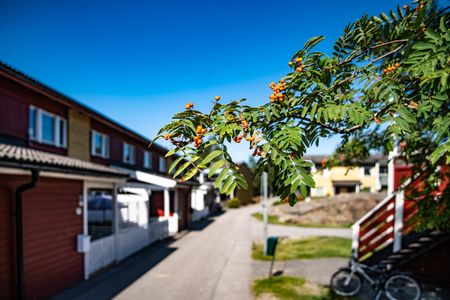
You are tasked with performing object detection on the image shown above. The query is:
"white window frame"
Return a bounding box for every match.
[361,166,372,177]
[123,142,136,164]
[143,151,153,169]
[29,105,67,148]
[91,130,110,158]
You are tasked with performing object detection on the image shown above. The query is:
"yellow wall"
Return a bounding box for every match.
[311,165,377,197]
[68,109,91,161]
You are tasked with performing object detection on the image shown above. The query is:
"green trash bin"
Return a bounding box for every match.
[266,237,278,256]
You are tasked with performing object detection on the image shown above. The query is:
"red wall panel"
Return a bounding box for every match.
[0,91,28,140]
[22,177,83,300]
[0,180,14,300]
[0,174,84,300]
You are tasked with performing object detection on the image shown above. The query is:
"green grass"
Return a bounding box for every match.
[252,236,352,261]
[251,212,352,228]
[253,276,348,300]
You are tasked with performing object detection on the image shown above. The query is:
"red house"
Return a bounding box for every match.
[0,61,216,299]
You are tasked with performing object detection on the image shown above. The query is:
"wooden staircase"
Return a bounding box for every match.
[351,166,448,267]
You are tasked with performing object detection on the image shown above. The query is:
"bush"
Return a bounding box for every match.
[227,198,241,208]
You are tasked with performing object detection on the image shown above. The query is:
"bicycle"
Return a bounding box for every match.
[330,254,421,300]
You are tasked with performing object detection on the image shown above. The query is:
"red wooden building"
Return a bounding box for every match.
[0,61,216,299]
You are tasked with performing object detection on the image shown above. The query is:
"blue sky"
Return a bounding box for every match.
[0,0,406,162]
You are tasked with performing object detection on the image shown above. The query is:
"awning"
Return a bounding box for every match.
[112,166,177,188]
[332,180,361,187]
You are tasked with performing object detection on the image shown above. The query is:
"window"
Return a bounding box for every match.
[123,142,136,164]
[117,188,149,230]
[159,156,167,173]
[143,151,153,169]
[91,130,110,158]
[29,107,37,139]
[87,188,113,241]
[29,106,67,147]
[363,166,371,176]
[380,166,388,174]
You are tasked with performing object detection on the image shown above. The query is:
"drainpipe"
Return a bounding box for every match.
[15,169,40,300]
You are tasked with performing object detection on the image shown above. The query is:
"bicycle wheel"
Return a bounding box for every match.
[330,268,362,296]
[384,273,421,300]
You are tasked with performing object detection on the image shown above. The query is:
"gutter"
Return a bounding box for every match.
[14,169,40,300]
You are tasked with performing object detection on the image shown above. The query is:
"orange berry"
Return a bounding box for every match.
[201,128,207,134]
[215,96,220,101]
[295,57,302,63]
[395,63,400,67]
[288,61,293,66]
[375,117,382,124]
[280,79,284,83]
[296,67,302,72]
[197,138,203,144]
[270,99,275,103]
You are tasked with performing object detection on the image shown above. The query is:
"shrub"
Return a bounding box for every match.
[227,198,241,208]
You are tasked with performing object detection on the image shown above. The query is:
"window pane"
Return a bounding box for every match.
[123,143,129,162]
[29,108,37,139]
[159,157,166,172]
[42,114,55,143]
[94,133,103,155]
[88,189,113,241]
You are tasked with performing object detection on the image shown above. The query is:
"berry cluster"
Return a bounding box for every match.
[269,80,285,103]
[185,102,194,109]
[382,63,400,75]
[193,125,207,147]
[289,57,306,73]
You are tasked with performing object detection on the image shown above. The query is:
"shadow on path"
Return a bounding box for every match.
[53,217,217,300]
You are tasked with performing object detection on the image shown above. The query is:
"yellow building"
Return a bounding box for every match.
[304,154,388,197]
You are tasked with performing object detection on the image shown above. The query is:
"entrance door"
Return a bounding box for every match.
[86,188,115,276]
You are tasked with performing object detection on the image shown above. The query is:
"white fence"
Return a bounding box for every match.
[86,220,169,277]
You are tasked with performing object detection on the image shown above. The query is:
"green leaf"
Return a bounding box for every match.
[168,156,184,174]
[221,176,234,194]
[424,29,440,41]
[208,160,225,178]
[165,148,178,158]
[214,169,229,188]
[181,167,198,181]
[173,160,192,178]
[413,42,434,50]
[398,107,416,123]
[303,36,325,51]
[202,150,223,165]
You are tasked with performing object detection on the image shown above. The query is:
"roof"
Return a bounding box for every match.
[0,61,167,154]
[0,143,128,177]
[303,153,388,166]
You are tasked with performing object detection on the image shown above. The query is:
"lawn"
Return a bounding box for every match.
[253,276,343,300]
[251,212,352,228]
[252,236,352,261]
